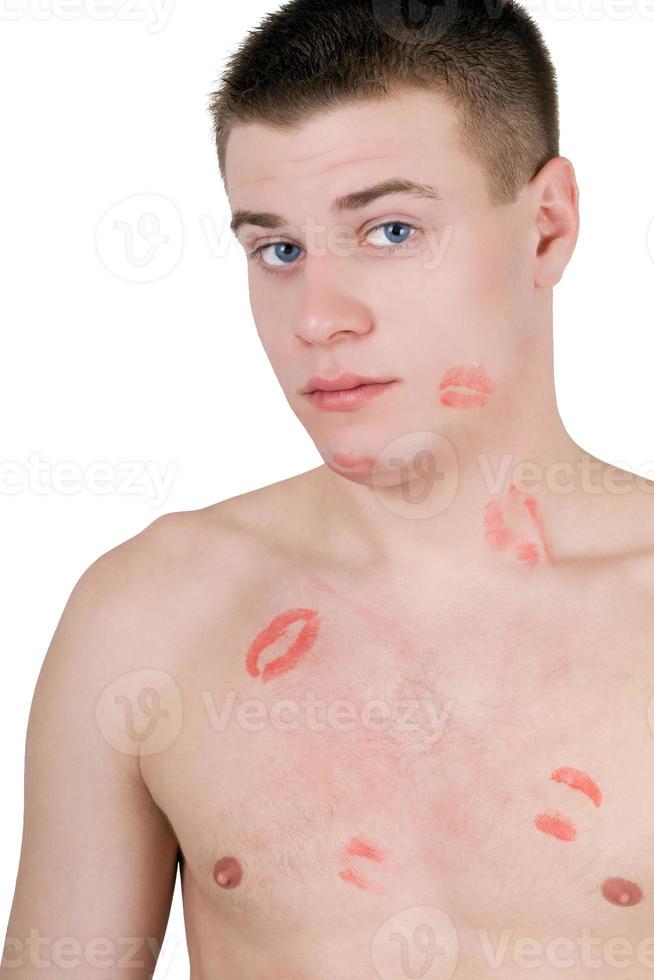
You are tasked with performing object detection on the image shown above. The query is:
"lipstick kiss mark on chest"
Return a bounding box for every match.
[338,836,391,894]
[245,607,320,682]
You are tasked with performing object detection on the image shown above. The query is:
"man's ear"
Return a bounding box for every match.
[530,156,580,288]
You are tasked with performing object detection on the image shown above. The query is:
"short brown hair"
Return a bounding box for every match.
[208,0,560,206]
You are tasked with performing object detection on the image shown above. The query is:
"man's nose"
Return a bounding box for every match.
[293,267,373,345]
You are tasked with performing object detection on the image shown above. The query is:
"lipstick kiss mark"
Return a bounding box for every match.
[338,836,389,893]
[551,767,602,808]
[534,767,602,841]
[534,809,577,841]
[483,483,554,566]
[438,364,495,408]
[519,490,555,564]
[245,608,320,682]
[332,453,377,470]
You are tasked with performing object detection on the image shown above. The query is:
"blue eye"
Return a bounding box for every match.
[248,220,419,276]
[367,221,414,247]
[256,242,302,267]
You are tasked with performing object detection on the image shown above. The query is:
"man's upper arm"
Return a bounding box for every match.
[1,536,180,978]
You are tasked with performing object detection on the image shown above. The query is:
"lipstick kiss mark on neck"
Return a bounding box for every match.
[483,483,554,566]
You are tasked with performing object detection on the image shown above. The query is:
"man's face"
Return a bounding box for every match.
[225,87,539,484]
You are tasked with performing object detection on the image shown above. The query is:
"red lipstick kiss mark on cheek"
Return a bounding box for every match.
[601,877,643,907]
[534,810,577,841]
[245,608,320,682]
[438,364,495,408]
[551,767,602,807]
[212,856,243,889]
[338,837,390,893]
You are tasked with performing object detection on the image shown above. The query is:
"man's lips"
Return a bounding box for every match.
[438,364,495,408]
[302,372,395,394]
[305,381,397,412]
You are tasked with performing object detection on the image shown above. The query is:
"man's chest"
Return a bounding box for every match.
[140,569,654,963]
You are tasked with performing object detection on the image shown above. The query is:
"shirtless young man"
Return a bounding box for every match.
[4,0,654,977]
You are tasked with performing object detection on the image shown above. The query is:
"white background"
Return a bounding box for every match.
[1,1,653,976]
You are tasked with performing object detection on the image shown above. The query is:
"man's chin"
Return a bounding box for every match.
[319,429,457,490]
[324,456,378,486]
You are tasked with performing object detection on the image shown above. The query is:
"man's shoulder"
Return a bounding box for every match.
[36,494,279,715]
[81,497,260,611]
[142,467,320,566]
[76,467,322,630]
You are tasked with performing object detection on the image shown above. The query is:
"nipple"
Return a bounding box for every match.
[601,877,642,907]
[212,856,243,889]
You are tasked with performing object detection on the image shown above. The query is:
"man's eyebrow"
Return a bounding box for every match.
[229,177,442,236]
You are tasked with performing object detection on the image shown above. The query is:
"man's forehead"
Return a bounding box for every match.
[225,89,461,198]
[230,148,422,195]
[225,142,463,226]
